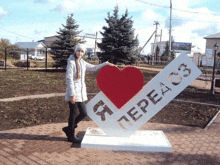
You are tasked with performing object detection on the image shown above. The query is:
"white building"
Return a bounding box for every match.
[203,32,220,66]
[150,41,167,56]
[42,35,102,54]
[16,42,46,57]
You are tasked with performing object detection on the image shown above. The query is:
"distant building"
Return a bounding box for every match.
[204,32,220,66]
[40,35,102,54]
[150,41,167,56]
[188,45,202,66]
[15,42,46,57]
[43,36,59,48]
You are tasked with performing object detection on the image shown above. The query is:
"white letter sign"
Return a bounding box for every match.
[86,53,202,137]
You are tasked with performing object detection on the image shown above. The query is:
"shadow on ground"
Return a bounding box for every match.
[0,131,86,150]
[114,151,220,165]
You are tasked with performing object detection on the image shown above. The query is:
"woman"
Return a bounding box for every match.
[63,43,114,143]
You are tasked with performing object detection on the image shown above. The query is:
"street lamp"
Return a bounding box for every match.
[210,42,218,94]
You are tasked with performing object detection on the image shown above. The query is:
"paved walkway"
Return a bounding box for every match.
[0,117,220,164]
[0,68,220,164]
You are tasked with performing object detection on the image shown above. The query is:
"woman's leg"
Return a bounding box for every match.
[68,102,79,133]
[66,102,82,143]
[75,102,87,126]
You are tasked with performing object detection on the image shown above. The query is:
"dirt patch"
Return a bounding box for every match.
[0,94,219,131]
[0,69,219,131]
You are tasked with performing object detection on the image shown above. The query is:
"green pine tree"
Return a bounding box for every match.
[161,42,169,62]
[97,6,139,64]
[50,14,82,69]
[155,45,160,62]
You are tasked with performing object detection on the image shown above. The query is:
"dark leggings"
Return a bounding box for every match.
[68,102,87,132]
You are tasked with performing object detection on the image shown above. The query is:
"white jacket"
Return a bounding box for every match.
[65,55,108,102]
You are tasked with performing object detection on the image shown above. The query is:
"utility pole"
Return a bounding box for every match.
[152,21,159,65]
[94,31,99,63]
[168,0,172,61]
[158,29,162,63]
[5,47,7,71]
[94,32,98,56]
[45,47,48,70]
[27,48,29,71]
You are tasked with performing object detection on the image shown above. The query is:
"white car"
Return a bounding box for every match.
[33,55,45,61]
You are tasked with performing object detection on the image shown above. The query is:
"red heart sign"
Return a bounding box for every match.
[97,66,144,109]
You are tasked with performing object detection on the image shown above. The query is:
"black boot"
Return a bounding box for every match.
[62,126,81,143]
[62,125,77,138]
[62,126,70,139]
[69,130,82,143]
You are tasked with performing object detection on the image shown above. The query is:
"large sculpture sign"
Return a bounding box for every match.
[85,53,202,137]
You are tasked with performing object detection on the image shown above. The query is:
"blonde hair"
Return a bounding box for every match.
[74,53,81,79]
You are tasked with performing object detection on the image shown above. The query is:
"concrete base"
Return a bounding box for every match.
[81,127,172,152]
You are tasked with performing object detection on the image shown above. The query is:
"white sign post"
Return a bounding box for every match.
[82,53,202,152]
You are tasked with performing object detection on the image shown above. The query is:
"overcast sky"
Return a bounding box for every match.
[0,0,220,53]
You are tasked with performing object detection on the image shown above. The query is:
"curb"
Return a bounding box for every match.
[172,99,220,108]
[0,93,65,102]
[2,93,220,108]
[0,93,98,102]
[204,110,220,130]
[1,92,220,108]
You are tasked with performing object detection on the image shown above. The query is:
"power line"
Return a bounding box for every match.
[135,0,220,16]
[135,0,169,9]
[0,28,34,40]
[171,19,220,23]
[172,8,219,16]
[136,21,166,30]
[136,19,219,31]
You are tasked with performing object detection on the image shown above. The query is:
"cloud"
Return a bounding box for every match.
[49,0,157,14]
[0,7,8,23]
[34,29,45,35]
[34,0,57,3]
[156,4,220,53]
[170,7,220,36]
[141,9,164,21]
[50,0,78,13]
[192,23,220,37]
[6,21,61,43]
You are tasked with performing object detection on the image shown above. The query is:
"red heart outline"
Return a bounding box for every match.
[97,66,144,109]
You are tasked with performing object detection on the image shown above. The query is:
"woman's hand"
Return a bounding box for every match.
[107,62,116,67]
[70,96,77,104]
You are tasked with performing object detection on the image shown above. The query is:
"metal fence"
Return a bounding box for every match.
[0,47,53,71]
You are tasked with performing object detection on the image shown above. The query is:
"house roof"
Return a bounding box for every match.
[204,32,220,39]
[15,42,46,49]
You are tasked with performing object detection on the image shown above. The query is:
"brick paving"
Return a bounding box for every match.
[0,116,220,165]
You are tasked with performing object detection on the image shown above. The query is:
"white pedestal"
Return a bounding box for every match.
[81,127,172,152]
